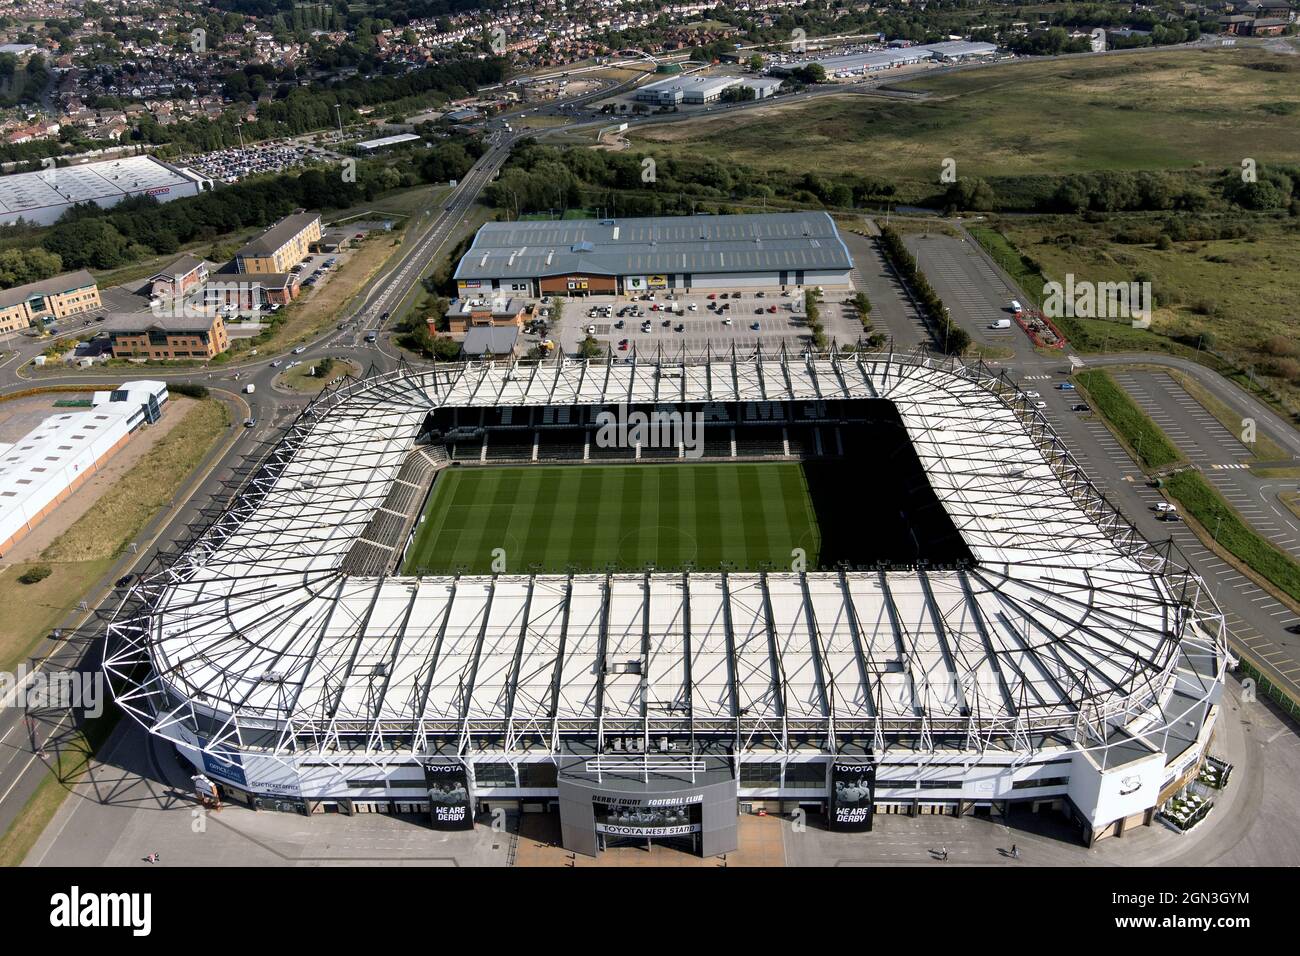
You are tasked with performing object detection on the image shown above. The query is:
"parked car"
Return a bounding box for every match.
[1057,382,1076,390]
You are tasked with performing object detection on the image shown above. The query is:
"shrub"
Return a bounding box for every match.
[18,564,52,585]
[170,382,209,399]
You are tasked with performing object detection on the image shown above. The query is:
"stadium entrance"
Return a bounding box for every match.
[557,755,738,858]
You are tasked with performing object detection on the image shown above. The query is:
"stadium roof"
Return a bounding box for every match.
[0,156,198,222]
[453,212,853,281]
[105,352,1225,765]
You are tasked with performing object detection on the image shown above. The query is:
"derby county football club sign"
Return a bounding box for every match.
[829,759,875,832]
[422,759,474,830]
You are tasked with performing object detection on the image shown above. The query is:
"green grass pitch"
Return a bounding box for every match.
[402,462,823,575]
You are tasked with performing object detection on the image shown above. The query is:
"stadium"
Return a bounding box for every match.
[104,349,1226,857]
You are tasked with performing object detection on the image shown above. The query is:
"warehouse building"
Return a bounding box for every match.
[454,211,854,297]
[0,381,166,555]
[634,74,782,106]
[0,155,212,227]
[769,42,997,79]
[356,133,423,152]
[923,40,999,61]
[0,270,101,334]
[235,211,321,275]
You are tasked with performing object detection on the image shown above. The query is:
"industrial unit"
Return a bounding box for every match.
[0,381,167,555]
[634,75,781,106]
[454,211,854,297]
[0,155,212,227]
[104,353,1224,857]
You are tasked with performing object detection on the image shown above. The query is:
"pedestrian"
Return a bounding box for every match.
[1011,843,1020,859]
[145,852,160,864]
[940,845,948,862]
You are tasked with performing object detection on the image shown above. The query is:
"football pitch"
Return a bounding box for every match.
[402,462,822,575]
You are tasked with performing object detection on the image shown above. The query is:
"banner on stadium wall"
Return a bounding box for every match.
[423,759,474,830]
[828,759,875,832]
[647,274,668,289]
[241,754,303,798]
[200,742,247,788]
[592,793,702,837]
[625,276,647,291]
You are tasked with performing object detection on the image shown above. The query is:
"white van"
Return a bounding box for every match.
[244,383,256,394]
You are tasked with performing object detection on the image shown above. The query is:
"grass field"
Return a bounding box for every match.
[988,214,1300,409]
[403,463,823,574]
[631,49,1300,199]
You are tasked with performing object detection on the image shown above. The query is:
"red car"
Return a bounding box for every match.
[707,293,717,300]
